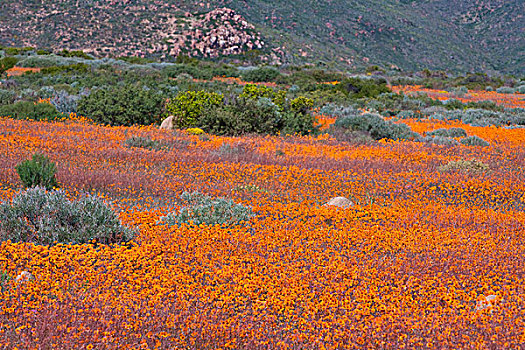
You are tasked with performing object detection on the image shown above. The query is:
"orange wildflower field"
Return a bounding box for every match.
[1,115,525,349]
[392,85,525,109]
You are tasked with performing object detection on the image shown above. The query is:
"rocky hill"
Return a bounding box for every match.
[0,0,523,74]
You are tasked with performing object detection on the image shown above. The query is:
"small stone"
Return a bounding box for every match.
[324,197,354,209]
[475,294,500,312]
[15,271,34,283]
[160,115,175,130]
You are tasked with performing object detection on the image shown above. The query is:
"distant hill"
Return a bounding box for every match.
[0,0,523,74]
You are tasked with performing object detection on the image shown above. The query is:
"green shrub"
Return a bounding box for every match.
[516,85,525,94]
[0,89,16,106]
[425,136,460,146]
[124,136,169,151]
[199,97,281,136]
[16,153,59,189]
[57,49,93,60]
[0,101,63,121]
[242,67,281,82]
[77,84,165,126]
[460,135,490,147]
[0,270,11,293]
[158,191,255,227]
[165,90,224,129]
[0,187,134,245]
[0,57,18,75]
[335,77,391,99]
[332,112,420,141]
[427,127,467,138]
[496,87,516,94]
[239,84,286,108]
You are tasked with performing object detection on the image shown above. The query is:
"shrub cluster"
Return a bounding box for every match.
[0,101,63,121]
[330,111,420,142]
[158,191,255,227]
[165,85,318,136]
[77,84,165,126]
[427,127,467,138]
[0,187,134,245]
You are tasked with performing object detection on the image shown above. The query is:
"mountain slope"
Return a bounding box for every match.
[0,0,523,74]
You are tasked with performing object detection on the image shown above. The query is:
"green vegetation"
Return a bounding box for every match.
[16,153,59,190]
[158,191,255,227]
[77,84,165,126]
[0,186,134,245]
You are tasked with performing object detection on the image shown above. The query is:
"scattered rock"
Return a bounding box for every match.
[160,115,175,130]
[324,197,354,209]
[15,271,34,283]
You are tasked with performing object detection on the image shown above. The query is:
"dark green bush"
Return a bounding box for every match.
[0,101,63,121]
[15,153,59,190]
[0,187,134,245]
[77,84,165,126]
[242,67,281,82]
[336,77,391,99]
[0,57,19,75]
[199,97,282,136]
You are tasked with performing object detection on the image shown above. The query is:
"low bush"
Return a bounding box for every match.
[0,56,18,75]
[496,87,516,94]
[427,127,467,138]
[158,191,255,227]
[0,89,16,106]
[16,153,59,189]
[331,112,420,141]
[241,67,281,82]
[77,84,165,126]
[460,135,490,147]
[0,186,135,245]
[124,136,169,151]
[424,136,460,146]
[438,159,489,173]
[0,101,63,121]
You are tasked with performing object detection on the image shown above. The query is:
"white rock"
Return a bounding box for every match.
[324,197,354,209]
[16,271,34,283]
[160,115,175,130]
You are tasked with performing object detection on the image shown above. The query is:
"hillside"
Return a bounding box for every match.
[0,0,523,74]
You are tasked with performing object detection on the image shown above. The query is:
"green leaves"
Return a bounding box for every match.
[165,90,224,129]
[77,84,165,126]
[16,153,59,190]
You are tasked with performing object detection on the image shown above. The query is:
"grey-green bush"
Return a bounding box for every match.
[427,127,467,138]
[124,136,169,151]
[460,135,490,147]
[16,153,59,189]
[0,187,135,245]
[332,112,421,141]
[158,191,255,227]
[424,136,460,146]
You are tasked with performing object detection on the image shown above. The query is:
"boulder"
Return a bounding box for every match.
[15,271,34,283]
[160,115,175,130]
[324,196,354,209]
